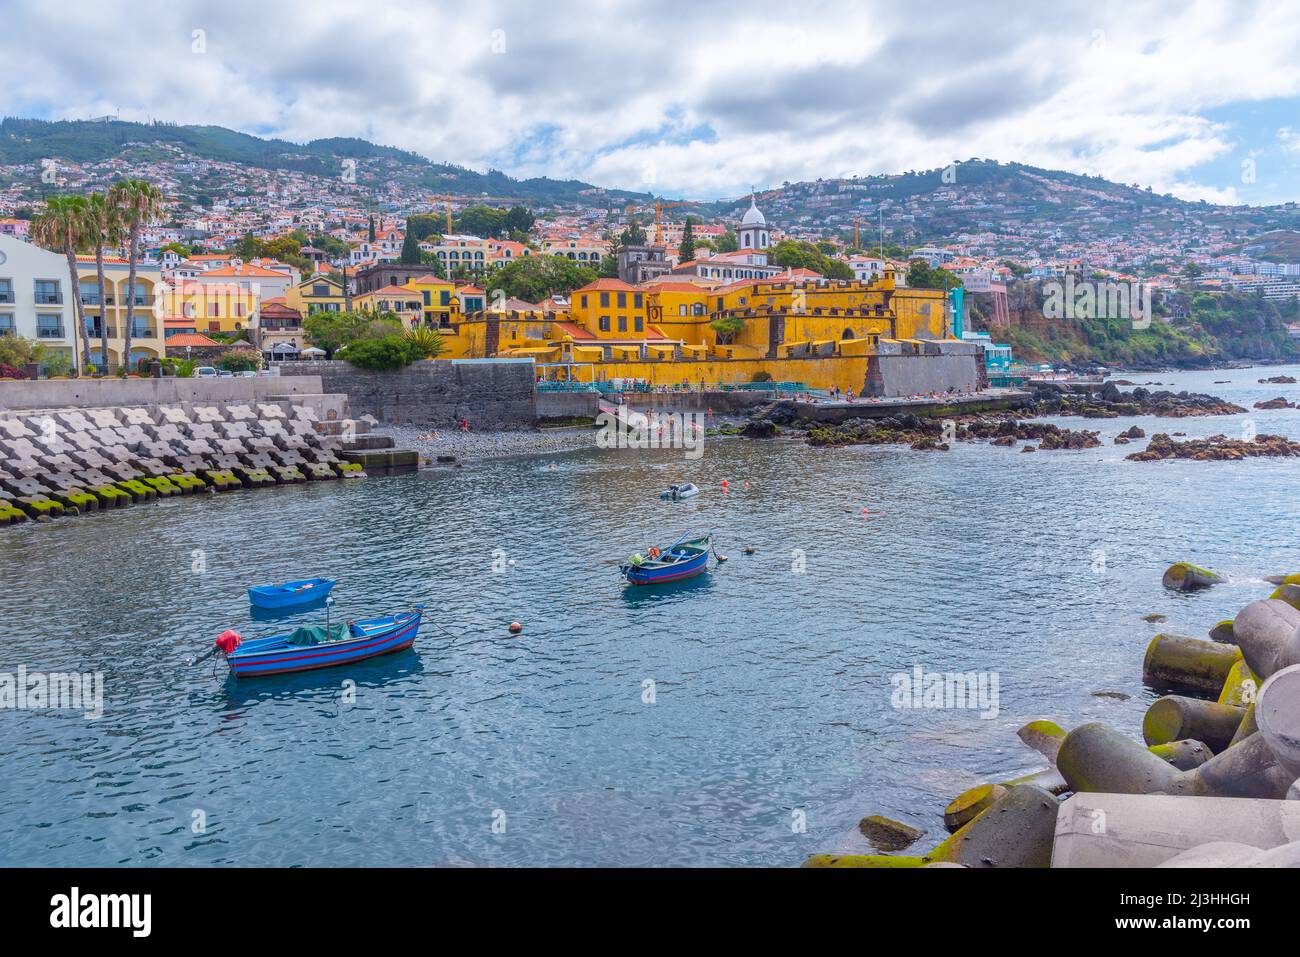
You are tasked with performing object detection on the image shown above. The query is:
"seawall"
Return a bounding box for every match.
[0,375,326,411]
[275,359,537,429]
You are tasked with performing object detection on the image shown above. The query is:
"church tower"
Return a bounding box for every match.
[737,193,770,251]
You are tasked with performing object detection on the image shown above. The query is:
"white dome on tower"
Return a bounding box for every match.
[741,195,766,226]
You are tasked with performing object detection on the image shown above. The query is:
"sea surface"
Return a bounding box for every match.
[1,364,1298,866]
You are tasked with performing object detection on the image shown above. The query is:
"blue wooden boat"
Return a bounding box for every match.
[620,535,711,585]
[218,606,423,678]
[247,577,336,610]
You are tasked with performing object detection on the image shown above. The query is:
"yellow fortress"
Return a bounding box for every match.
[350,198,981,397]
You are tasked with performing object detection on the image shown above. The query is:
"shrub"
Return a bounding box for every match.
[0,363,25,379]
[403,326,445,359]
[44,352,76,378]
[751,370,774,383]
[341,335,419,370]
[710,315,745,344]
[218,348,262,372]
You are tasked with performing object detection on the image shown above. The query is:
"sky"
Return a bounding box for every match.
[3,0,1300,205]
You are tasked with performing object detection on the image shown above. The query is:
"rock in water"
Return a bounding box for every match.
[858,815,924,851]
[1162,562,1224,591]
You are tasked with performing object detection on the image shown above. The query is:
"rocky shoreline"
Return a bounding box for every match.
[378,423,596,464]
[726,379,1299,457]
[1126,433,1300,462]
[805,568,1300,868]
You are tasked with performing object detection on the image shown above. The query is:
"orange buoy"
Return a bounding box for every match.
[508,621,523,634]
[721,479,729,489]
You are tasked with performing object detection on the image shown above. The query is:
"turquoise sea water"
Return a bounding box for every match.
[1,364,1298,866]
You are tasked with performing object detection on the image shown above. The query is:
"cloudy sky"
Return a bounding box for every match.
[4,0,1300,205]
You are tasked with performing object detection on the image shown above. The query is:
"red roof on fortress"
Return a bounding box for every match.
[165,332,219,347]
[554,322,597,340]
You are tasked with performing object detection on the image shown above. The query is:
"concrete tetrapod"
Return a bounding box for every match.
[1162,562,1224,592]
[1232,599,1300,679]
[806,785,1059,868]
[1053,793,1300,867]
[1056,722,1292,799]
[1142,695,1246,753]
[1156,839,1300,868]
[1142,633,1242,695]
[1255,663,1300,780]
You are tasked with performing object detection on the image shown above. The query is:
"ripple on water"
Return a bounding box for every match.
[0,364,1298,865]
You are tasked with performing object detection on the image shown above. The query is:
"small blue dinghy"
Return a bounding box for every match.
[217,606,423,678]
[247,577,336,610]
[619,534,712,585]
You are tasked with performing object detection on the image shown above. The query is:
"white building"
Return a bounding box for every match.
[0,234,77,366]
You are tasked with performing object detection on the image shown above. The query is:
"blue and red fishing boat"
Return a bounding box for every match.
[247,577,336,610]
[620,534,712,585]
[213,606,423,678]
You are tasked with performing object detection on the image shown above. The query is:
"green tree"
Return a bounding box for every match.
[619,214,647,247]
[107,178,165,369]
[399,230,422,265]
[367,215,376,243]
[404,213,444,243]
[341,335,419,370]
[770,239,853,280]
[31,194,92,370]
[302,310,374,358]
[905,259,959,290]
[716,231,739,253]
[485,254,598,302]
[678,217,696,262]
[710,314,745,344]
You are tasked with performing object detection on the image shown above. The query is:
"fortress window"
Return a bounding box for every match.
[599,316,610,331]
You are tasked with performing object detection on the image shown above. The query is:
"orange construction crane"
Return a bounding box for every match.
[427,194,459,234]
[622,199,699,245]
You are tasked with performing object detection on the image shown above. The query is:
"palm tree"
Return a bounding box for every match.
[108,179,164,372]
[85,192,122,372]
[31,195,92,371]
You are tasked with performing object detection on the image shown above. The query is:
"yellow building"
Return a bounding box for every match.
[354,284,424,329]
[156,278,259,336]
[76,257,168,370]
[287,274,348,316]
[405,274,460,328]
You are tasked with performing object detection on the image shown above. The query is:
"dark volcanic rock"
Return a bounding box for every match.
[1128,433,1300,462]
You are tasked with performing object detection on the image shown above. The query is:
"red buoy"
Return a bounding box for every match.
[508,622,523,634]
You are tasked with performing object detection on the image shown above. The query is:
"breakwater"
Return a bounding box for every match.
[0,396,415,526]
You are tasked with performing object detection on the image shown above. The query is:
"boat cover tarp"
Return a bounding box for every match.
[285,623,348,646]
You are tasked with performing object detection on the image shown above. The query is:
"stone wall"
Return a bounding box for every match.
[274,359,537,429]
[0,375,325,411]
[871,352,980,397]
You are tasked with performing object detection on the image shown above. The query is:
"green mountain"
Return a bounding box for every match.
[0,117,649,206]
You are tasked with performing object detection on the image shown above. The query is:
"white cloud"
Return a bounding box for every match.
[1,0,1298,203]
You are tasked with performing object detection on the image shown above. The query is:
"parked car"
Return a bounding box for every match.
[195,367,218,378]
[217,370,235,378]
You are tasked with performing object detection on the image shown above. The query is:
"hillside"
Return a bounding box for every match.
[0,117,649,206]
[976,284,1300,369]
[4,120,1300,268]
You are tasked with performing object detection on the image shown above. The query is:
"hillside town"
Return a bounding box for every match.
[3,132,1299,386]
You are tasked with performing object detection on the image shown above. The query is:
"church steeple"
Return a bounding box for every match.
[738,190,769,251]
